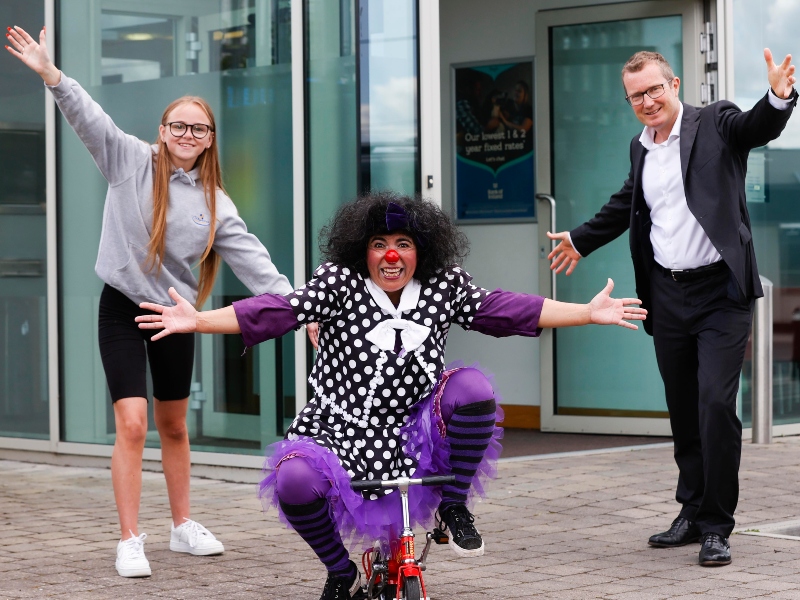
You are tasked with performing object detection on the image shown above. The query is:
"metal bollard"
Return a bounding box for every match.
[752,276,773,444]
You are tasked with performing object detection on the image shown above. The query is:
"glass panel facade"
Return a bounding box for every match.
[305,0,419,269]
[732,0,800,427]
[58,0,293,453]
[551,17,682,416]
[358,0,418,195]
[0,0,49,439]
[306,0,358,272]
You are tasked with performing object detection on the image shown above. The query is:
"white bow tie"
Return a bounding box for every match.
[365,319,431,357]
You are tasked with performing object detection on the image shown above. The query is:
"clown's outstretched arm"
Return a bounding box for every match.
[137,287,239,341]
[137,286,315,348]
[470,278,646,336]
[538,278,645,330]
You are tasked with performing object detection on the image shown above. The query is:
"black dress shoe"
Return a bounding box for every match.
[699,532,731,566]
[648,517,701,547]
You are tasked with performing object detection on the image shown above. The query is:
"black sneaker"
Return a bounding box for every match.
[319,560,365,600]
[438,504,485,557]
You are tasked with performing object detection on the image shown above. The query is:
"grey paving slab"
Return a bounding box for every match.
[4,438,800,598]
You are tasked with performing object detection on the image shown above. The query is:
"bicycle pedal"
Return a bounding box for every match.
[431,527,449,544]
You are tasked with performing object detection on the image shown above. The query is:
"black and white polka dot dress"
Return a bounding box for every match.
[284,262,489,497]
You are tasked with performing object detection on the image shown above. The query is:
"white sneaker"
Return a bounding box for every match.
[116,531,151,577]
[170,518,225,556]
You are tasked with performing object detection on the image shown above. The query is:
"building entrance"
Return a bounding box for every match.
[535,1,704,435]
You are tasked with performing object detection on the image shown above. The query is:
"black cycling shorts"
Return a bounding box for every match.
[98,284,195,402]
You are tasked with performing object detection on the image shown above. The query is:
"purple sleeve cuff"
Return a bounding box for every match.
[469,289,544,338]
[232,294,300,347]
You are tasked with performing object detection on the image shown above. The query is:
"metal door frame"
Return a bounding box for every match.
[536,0,704,435]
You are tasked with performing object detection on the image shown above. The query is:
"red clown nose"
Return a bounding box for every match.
[385,249,400,263]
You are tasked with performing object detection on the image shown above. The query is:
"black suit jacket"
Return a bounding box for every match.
[571,91,798,335]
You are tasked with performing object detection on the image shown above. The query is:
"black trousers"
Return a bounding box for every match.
[650,264,754,538]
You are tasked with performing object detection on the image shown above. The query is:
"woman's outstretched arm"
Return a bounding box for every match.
[5,25,61,85]
[7,26,150,184]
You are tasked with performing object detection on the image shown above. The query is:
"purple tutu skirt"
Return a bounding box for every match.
[257,364,504,550]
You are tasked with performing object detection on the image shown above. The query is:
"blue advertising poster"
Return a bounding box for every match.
[454,60,535,222]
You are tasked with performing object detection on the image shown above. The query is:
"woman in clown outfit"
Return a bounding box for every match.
[137,192,646,600]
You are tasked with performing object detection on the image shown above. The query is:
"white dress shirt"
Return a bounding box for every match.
[642,92,792,270]
[569,90,793,269]
[640,103,719,270]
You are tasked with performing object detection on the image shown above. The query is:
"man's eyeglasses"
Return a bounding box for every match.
[166,122,213,139]
[625,79,674,106]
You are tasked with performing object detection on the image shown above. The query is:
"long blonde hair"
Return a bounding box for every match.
[148,96,223,308]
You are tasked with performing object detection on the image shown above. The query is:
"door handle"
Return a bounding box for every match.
[536,193,556,300]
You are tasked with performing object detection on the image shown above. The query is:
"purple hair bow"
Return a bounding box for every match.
[386,202,426,247]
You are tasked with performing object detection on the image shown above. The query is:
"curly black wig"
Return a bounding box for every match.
[319,192,470,282]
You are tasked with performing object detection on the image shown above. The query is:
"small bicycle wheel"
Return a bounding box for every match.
[403,576,422,600]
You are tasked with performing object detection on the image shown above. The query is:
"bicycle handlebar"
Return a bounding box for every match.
[351,475,456,491]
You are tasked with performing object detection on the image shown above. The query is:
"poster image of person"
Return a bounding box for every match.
[454,61,534,221]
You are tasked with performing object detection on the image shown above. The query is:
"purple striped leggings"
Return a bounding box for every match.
[275,367,495,504]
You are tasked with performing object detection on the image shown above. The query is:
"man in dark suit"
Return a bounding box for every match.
[548,49,797,566]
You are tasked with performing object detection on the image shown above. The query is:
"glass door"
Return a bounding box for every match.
[0,0,49,440]
[727,0,800,432]
[535,1,703,435]
[58,1,294,455]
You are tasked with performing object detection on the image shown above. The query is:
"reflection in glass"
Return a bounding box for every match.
[209,19,256,72]
[0,129,45,207]
[0,0,49,439]
[60,0,293,454]
[359,0,419,195]
[101,13,176,83]
[733,0,800,427]
[306,0,358,272]
[306,0,419,277]
[551,17,682,417]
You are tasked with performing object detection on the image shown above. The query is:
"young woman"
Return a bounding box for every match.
[136,193,646,600]
[5,26,295,578]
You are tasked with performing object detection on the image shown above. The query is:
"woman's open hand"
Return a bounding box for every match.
[5,25,61,86]
[589,278,647,330]
[136,287,197,341]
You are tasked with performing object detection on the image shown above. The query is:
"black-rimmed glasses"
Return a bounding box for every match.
[166,121,213,139]
[625,79,674,106]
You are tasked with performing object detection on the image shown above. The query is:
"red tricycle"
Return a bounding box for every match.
[351,475,457,600]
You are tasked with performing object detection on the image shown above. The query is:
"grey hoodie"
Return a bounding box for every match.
[48,74,293,307]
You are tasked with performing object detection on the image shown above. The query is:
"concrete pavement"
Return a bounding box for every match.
[3,437,800,599]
